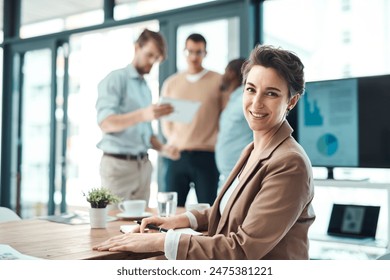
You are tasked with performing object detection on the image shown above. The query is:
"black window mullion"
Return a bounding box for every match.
[60,42,70,214]
[48,42,58,215]
[104,0,115,21]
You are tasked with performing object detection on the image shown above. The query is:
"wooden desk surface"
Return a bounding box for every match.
[0,213,164,260]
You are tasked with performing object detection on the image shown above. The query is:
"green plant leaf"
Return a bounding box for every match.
[83,187,121,208]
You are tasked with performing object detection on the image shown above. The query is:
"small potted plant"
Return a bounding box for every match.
[84,187,120,208]
[84,187,120,228]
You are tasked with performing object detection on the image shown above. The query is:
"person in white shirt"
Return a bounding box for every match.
[160,33,223,206]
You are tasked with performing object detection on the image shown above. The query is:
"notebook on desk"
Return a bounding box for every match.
[327,203,380,239]
[40,211,117,225]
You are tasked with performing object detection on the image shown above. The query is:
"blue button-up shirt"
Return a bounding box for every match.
[96,64,153,154]
[215,85,253,182]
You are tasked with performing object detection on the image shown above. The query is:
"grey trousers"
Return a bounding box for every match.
[99,154,153,206]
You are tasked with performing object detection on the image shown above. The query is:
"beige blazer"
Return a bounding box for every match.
[176,120,315,259]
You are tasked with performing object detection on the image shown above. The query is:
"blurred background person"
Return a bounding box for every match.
[96,29,179,205]
[215,58,253,191]
[161,33,223,206]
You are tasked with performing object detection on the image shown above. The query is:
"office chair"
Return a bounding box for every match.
[0,207,21,222]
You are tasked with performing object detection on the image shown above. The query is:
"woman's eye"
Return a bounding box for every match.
[267,91,277,96]
[245,87,255,93]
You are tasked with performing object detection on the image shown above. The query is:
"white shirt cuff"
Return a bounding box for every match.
[184,211,198,230]
[164,229,182,260]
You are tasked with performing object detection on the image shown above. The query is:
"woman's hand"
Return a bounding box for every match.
[131,214,191,233]
[92,214,191,253]
[93,232,165,253]
[142,214,191,232]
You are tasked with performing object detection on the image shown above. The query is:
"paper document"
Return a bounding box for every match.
[0,244,41,260]
[40,211,117,225]
[120,225,202,235]
[120,224,138,233]
[160,97,201,123]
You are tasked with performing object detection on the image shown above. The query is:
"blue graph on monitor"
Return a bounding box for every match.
[317,133,338,156]
[304,92,323,126]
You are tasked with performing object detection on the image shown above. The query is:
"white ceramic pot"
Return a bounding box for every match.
[89,207,107,228]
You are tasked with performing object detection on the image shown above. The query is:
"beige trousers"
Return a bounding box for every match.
[99,154,153,206]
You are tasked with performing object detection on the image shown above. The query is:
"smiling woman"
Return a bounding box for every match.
[94,44,316,260]
[243,66,292,133]
[241,45,303,149]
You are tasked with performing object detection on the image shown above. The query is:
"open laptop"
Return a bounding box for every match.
[327,204,380,238]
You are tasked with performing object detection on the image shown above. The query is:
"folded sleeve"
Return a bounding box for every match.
[96,73,123,125]
[164,229,182,260]
[184,211,198,229]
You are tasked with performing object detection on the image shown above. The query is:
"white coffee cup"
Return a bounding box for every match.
[185,203,211,212]
[118,200,146,216]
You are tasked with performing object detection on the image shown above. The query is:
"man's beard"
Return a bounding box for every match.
[135,64,152,75]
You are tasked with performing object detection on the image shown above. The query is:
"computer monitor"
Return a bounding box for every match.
[288,74,390,178]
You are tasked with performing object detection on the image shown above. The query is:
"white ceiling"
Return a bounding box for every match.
[0,0,210,32]
[0,0,103,30]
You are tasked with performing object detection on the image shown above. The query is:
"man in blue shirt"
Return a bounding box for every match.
[216,58,253,191]
[96,29,179,204]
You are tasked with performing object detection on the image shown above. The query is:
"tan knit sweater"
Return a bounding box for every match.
[161,70,223,152]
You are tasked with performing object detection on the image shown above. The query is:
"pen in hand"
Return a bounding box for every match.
[134,220,169,233]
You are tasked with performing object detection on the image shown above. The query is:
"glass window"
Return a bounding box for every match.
[20,49,52,218]
[20,0,104,38]
[263,0,390,81]
[114,0,216,20]
[67,21,160,208]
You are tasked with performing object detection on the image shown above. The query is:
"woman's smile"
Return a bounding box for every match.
[249,110,268,119]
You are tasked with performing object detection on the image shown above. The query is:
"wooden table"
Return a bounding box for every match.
[0,213,164,260]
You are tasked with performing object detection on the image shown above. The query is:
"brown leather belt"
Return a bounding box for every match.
[104,153,148,161]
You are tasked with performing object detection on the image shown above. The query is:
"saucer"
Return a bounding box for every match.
[116,212,152,219]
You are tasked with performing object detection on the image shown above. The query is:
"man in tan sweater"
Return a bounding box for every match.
[161,33,222,207]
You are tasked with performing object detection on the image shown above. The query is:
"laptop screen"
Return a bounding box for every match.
[327,204,380,239]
